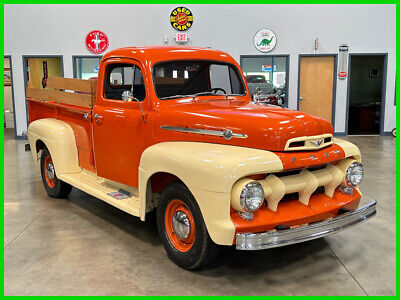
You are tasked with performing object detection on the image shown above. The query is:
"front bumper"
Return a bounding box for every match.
[236,199,376,250]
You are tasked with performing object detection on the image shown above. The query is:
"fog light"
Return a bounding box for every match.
[238,211,254,220]
[338,185,354,195]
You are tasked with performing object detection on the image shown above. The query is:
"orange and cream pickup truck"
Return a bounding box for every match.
[26,46,376,270]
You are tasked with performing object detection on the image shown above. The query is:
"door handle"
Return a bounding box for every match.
[299,97,304,101]
[93,114,104,123]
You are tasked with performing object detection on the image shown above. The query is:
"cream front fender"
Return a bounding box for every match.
[138,142,284,245]
[334,138,362,162]
[27,118,81,175]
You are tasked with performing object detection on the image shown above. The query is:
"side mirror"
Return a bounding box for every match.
[122,90,138,103]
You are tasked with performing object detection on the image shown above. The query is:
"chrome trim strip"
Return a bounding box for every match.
[236,199,377,250]
[160,125,248,139]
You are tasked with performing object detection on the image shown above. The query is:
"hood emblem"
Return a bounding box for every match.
[310,139,324,146]
[161,126,247,140]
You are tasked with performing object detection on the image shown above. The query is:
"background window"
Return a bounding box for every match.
[104,64,145,101]
[241,55,289,106]
[73,56,102,79]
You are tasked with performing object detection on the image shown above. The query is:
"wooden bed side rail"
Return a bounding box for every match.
[26,77,97,108]
[47,77,97,94]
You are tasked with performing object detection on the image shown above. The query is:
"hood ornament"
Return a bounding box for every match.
[309,139,324,146]
[161,126,247,140]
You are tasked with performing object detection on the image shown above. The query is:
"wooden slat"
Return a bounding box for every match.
[26,87,93,108]
[26,87,47,101]
[47,77,95,94]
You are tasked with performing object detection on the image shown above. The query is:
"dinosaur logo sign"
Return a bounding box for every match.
[254,29,277,53]
[86,30,109,54]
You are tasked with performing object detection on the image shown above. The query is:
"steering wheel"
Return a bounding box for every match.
[208,88,227,95]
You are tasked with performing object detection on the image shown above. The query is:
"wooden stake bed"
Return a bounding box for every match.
[26,77,97,108]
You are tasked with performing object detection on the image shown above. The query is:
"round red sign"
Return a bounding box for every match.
[85,30,109,54]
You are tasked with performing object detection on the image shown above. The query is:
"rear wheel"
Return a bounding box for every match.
[40,147,72,198]
[157,182,219,270]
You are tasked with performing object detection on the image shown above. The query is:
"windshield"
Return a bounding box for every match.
[153,60,246,99]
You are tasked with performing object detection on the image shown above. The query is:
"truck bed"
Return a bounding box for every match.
[27,77,97,172]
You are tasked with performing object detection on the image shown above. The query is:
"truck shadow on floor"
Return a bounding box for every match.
[66,188,332,274]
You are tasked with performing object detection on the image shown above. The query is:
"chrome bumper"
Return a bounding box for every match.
[236,199,377,250]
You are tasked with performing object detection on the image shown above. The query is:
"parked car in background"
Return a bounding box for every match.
[245,74,274,95]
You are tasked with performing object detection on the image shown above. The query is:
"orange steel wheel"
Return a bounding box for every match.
[165,199,196,252]
[43,155,56,188]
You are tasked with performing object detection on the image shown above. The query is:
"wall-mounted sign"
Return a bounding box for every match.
[254,29,277,53]
[170,7,193,31]
[338,43,349,80]
[261,64,276,72]
[86,30,109,54]
[176,33,188,43]
[262,64,272,72]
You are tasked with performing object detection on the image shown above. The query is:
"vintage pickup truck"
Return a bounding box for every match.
[26,46,376,270]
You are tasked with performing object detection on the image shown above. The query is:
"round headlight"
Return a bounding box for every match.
[346,161,364,186]
[240,182,264,212]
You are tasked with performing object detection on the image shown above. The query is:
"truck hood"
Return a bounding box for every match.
[154,99,334,152]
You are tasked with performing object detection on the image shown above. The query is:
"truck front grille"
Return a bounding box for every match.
[254,159,352,211]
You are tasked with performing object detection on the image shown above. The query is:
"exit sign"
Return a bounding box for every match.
[176,33,188,43]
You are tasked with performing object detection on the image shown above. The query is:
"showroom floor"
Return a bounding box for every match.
[4,128,396,296]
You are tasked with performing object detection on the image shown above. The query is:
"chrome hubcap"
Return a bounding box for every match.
[46,163,55,180]
[172,211,190,239]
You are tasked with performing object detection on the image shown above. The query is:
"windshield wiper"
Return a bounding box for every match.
[190,92,215,98]
[161,92,215,100]
[161,94,193,100]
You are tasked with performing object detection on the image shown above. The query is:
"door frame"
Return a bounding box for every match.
[345,53,388,136]
[240,54,290,107]
[72,55,102,79]
[297,54,338,131]
[4,55,18,138]
[22,55,64,131]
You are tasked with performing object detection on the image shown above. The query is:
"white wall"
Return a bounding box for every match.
[5,4,396,136]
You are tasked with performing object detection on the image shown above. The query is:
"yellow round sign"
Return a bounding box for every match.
[170,7,193,31]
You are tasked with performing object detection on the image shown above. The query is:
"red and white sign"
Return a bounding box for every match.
[85,30,109,54]
[176,33,188,43]
[338,71,347,79]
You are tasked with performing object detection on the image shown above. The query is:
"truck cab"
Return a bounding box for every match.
[26,46,376,270]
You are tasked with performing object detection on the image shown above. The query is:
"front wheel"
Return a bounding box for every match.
[40,147,72,198]
[157,182,219,270]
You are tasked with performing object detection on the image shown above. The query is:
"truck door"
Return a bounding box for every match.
[92,58,149,187]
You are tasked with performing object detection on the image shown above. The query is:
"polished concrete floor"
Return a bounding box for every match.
[4,128,396,295]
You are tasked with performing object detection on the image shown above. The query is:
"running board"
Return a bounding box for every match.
[58,170,140,217]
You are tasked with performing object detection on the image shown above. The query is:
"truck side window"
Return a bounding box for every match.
[104,63,146,101]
